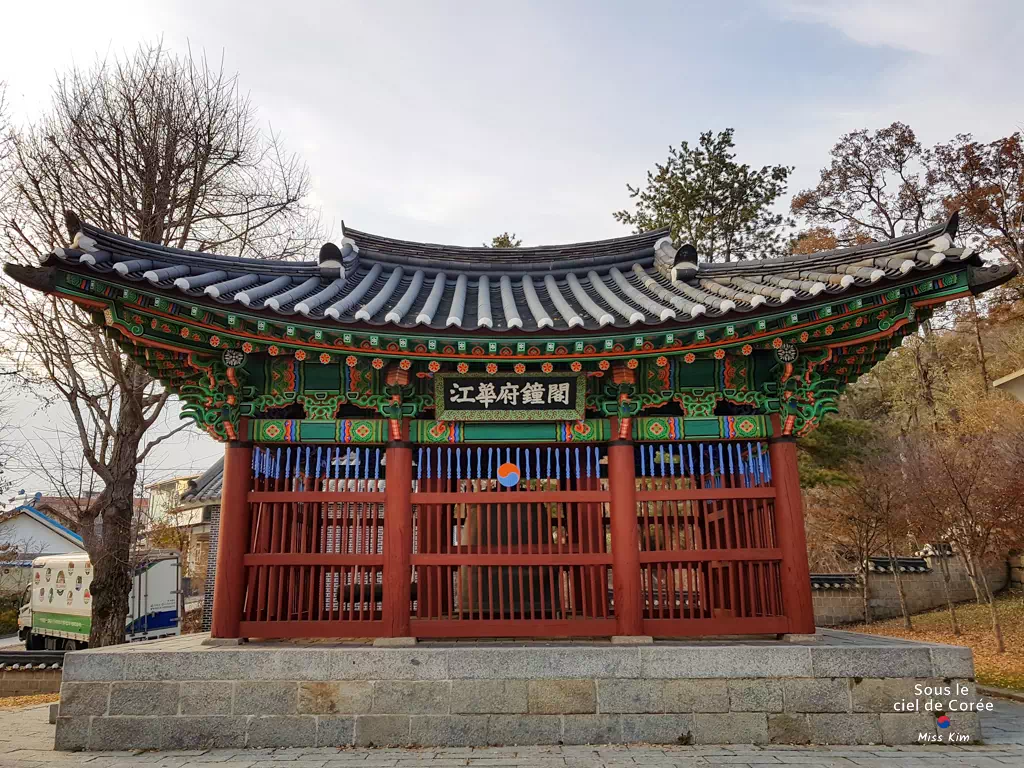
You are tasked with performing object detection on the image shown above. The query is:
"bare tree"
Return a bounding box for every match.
[805,482,885,624]
[934,549,961,636]
[907,429,1024,653]
[791,122,936,246]
[928,132,1024,270]
[0,42,318,646]
[878,490,914,631]
[803,431,916,625]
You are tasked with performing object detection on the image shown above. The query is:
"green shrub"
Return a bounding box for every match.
[0,608,18,635]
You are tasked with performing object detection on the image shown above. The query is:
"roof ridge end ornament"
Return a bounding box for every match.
[653,236,677,278]
[923,210,960,254]
[319,238,359,279]
[63,210,82,242]
[671,243,699,284]
[62,210,103,262]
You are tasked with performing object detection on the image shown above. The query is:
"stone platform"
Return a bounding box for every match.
[54,630,980,751]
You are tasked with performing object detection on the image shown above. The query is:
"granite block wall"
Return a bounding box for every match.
[54,640,979,749]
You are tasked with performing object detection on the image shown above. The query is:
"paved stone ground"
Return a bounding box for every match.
[2,700,1024,767]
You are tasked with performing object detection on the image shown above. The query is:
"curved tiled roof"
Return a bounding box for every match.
[181,458,224,503]
[44,215,983,333]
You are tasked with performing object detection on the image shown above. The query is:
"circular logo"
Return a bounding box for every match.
[937,714,951,729]
[497,462,520,488]
[775,343,799,364]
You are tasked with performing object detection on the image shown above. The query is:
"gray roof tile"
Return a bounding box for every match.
[48,216,981,333]
[181,458,224,502]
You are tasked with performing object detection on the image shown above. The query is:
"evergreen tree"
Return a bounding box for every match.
[614,129,793,262]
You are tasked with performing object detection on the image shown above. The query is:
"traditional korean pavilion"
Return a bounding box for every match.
[5,211,1014,641]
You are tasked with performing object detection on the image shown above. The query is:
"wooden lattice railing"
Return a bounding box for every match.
[241,446,387,637]
[634,441,786,636]
[229,435,808,639]
[410,446,613,637]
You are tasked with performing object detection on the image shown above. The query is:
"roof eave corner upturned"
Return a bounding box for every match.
[3,262,58,294]
[967,261,1018,295]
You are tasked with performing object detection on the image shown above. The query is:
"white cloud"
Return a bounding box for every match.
[773,0,995,54]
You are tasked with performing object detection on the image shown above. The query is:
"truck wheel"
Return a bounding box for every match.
[64,639,78,651]
[25,633,44,651]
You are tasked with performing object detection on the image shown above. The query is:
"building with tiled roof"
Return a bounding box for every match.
[4,210,1014,642]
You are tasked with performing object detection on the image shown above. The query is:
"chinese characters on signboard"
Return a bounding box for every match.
[434,374,586,421]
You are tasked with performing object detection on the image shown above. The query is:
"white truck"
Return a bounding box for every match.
[18,550,183,650]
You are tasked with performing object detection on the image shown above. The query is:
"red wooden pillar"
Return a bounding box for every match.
[607,418,644,636]
[383,419,413,637]
[768,415,815,634]
[210,425,253,639]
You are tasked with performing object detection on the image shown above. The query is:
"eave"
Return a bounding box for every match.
[18,213,1003,337]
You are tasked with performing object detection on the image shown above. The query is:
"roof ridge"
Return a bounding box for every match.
[696,216,956,278]
[342,226,671,254]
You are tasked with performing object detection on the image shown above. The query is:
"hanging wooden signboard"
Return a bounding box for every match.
[434,373,586,421]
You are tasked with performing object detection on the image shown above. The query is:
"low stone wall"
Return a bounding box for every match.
[814,556,1008,626]
[1011,554,1024,587]
[55,633,979,750]
[1,667,62,696]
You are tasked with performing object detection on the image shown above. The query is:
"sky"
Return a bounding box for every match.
[2,0,1022,497]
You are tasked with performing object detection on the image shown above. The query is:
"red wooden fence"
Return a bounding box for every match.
[219,435,810,640]
[634,441,786,637]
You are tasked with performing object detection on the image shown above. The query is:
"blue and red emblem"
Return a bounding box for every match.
[497,462,520,488]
